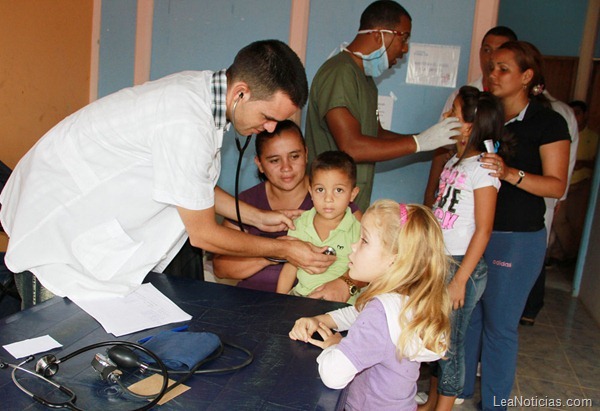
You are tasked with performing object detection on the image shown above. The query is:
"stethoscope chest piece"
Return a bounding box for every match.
[35,354,59,378]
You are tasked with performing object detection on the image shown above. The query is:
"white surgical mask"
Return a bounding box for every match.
[343,30,393,78]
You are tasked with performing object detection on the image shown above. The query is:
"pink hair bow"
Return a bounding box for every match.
[399,203,408,225]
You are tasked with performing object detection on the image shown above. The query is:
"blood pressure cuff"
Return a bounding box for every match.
[138,330,221,370]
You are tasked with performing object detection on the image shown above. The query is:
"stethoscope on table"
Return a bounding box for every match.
[1,340,169,411]
[1,337,253,410]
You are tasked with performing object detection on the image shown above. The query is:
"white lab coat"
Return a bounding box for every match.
[0,71,223,299]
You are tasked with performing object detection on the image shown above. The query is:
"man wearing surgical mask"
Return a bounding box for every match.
[305,0,461,212]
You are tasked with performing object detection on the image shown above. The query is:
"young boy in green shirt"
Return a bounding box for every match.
[276,151,361,303]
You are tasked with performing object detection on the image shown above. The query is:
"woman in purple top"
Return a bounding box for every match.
[213,120,361,295]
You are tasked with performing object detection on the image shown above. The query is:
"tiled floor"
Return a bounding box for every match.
[418,263,600,410]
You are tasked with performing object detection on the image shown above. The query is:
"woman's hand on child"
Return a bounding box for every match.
[308,278,349,302]
[479,153,507,180]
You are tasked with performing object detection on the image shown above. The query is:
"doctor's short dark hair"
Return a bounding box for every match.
[359,0,412,30]
[227,40,308,108]
[309,151,357,187]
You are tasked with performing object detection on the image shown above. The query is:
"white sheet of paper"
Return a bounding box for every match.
[3,335,63,359]
[377,94,395,130]
[406,43,460,88]
[72,283,192,337]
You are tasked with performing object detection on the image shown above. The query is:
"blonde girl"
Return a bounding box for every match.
[289,201,451,411]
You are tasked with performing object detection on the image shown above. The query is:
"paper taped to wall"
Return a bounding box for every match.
[406,43,460,88]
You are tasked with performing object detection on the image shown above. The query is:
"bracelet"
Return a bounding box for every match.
[514,170,525,186]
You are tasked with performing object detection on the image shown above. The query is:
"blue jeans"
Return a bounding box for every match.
[462,229,546,410]
[433,256,487,397]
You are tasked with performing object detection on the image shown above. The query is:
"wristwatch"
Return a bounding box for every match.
[342,277,359,297]
[515,170,525,186]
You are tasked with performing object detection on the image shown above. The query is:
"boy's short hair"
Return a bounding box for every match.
[309,151,357,187]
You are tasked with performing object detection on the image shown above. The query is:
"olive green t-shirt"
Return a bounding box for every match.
[305,52,379,212]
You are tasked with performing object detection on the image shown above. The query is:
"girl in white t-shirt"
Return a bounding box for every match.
[424,86,510,410]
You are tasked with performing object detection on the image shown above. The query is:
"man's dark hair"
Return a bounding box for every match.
[227,40,308,108]
[359,0,411,30]
[483,26,518,43]
[568,100,588,113]
[310,151,357,187]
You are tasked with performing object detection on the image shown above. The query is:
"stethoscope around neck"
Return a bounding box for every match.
[231,93,286,264]
[231,93,252,235]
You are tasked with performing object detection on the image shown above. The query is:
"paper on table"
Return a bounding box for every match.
[72,283,192,337]
[3,335,63,359]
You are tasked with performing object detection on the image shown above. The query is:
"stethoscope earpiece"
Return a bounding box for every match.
[235,92,244,104]
[35,354,59,378]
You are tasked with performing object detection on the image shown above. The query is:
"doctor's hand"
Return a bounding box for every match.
[255,209,300,232]
[284,239,335,274]
[413,117,461,152]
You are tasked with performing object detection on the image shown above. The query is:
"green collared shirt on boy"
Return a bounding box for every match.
[288,207,361,303]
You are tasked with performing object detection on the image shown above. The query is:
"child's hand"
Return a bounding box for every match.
[308,322,342,349]
[289,317,320,342]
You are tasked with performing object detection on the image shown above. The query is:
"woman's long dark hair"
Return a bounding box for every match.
[455,86,514,165]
